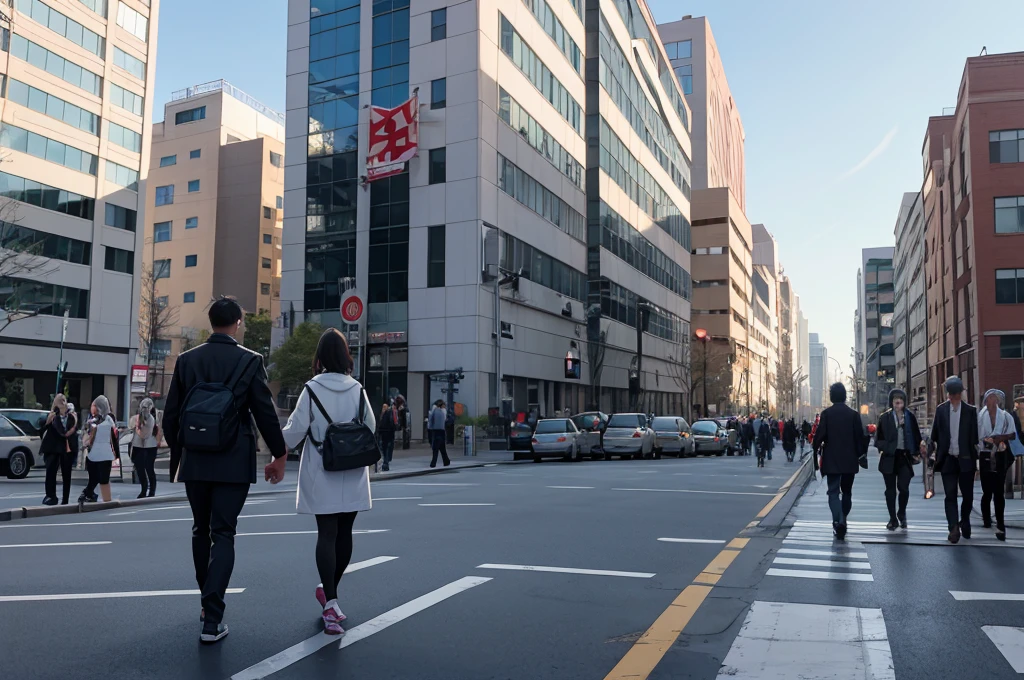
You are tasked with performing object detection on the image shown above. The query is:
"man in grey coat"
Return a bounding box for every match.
[813,383,867,540]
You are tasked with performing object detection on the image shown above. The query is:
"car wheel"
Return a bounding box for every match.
[6,449,30,479]
[654,447,663,460]
[533,456,543,463]
[717,449,725,457]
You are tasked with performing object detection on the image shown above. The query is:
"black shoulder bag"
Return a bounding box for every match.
[306,385,382,472]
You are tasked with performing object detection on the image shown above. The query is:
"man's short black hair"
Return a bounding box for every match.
[209,296,243,329]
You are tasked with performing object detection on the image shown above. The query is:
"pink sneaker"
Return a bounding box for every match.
[315,585,326,609]
[322,608,345,635]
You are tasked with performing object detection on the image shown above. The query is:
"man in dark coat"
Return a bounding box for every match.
[162,297,288,643]
[874,388,923,530]
[927,376,979,544]
[756,416,773,466]
[743,417,755,456]
[812,383,867,539]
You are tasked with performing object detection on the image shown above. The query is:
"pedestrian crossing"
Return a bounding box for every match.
[768,530,874,581]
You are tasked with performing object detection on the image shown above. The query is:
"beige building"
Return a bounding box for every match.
[0,0,159,421]
[145,81,284,381]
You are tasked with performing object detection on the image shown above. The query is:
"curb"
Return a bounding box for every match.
[1,458,525,522]
[753,454,816,530]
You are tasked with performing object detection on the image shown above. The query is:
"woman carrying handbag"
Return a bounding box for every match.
[40,394,78,506]
[280,328,377,636]
[79,396,118,503]
[131,398,159,498]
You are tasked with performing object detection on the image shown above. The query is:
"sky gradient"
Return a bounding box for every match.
[153,0,1024,384]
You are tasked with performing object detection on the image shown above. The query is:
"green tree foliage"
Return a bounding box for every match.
[244,311,272,359]
[268,322,322,394]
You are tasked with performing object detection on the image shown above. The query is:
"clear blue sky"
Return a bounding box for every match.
[154,0,1024,382]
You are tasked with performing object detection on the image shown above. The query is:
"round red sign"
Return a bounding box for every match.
[341,294,364,323]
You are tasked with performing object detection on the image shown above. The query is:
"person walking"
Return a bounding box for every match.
[740,417,752,457]
[874,389,922,530]
[427,399,451,468]
[977,389,1018,541]
[378,398,397,472]
[40,394,78,506]
[813,383,867,540]
[928,376,979,544]
[131,398,159,498]
[756,417,773,467]
[783,418,798,462]
[79,396,117,504]
[395,395,410,450]
[281,328,374,635]
[161,297,289,643]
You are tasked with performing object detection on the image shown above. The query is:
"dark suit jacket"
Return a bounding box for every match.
[39,411,76,456]
[929,400,979,473]
[874,409,922,476]
[162,334,287,484]
[812,402,867,475]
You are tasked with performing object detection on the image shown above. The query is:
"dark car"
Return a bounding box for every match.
[507,421,534,451]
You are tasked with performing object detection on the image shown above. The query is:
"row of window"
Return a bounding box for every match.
[104,246,133,275]
[309,51,358,89]
[498,88,583,191]
[77,0,107,16]
[595,200,691,300]
[996,269,1024,304]
[16,0,105,58]
[599,118,691,249]
[0,277,89,319]
[108,121,141,153]
[521,0,582,76]
[310,2,358,35]
[1002,336,1024,359]
[370,2,409,109]
[990,129,1024,164]
[499,14,583,137]
[0,222,91,265]
[366,224,408,304]
[497,153,585,242]
[116,1,149,42]
[664,39,692,60]
[152,255,199,278]
[175,106,206,125]
[11,34,102,96]
[154,181,200,206]
[153,217,199,242]
[309,94,358,137]
[310,20,359,64]
[0,170,95,220]
[369,172,410,230]
[593,277,686,343]
[7,78,99,135]
[1,124,98,176]
[110,83,144,116]
[106,160,139,191]
[673,64,693,95]
[113,46,146,81]
[105,203,136,231]
[500,231,586,301]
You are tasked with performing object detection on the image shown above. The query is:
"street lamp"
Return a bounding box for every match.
[695,328,710,417]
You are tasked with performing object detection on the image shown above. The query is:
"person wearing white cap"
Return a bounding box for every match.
[978,388,1018,541]
[928,376,979,544]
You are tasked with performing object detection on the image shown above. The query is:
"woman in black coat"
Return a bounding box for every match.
[874,389,922,530]
[40,394,78,506]
[783,419,798,461]
[756,419,773,467]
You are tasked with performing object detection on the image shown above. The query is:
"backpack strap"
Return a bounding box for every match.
[306,386,332,423]
[226,353,257,396]
[304,384,333,448]
[355,388,367,425]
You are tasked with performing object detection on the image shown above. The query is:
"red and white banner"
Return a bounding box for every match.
[366,94,419,181]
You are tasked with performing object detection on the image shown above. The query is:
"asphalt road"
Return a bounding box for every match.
[0,448,799,680]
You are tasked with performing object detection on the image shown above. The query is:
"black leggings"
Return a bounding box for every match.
[315,512,358,603]
[133,446,157,495]
[981,469,1008,529]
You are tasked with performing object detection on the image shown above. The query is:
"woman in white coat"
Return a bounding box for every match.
[282,328,375,635]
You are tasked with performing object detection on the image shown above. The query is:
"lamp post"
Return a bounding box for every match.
[695,328,710,417]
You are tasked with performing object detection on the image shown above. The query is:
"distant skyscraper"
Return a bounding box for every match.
[858,247,896,419]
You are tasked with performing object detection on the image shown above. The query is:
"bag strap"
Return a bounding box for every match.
[355,388,367,425]
[306,385,332,423]
[225,353,257,396]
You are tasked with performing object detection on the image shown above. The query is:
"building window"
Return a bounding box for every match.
[185,254,197,268]
[154,221,171,242]
[109,83,144,116]
[262,257,271,269]
[104,246,134,275]
[260,283,270,295]
[996,269,1024,304]
[183,292,195,303]
[431,78,446,110]
[995,197,1024,234]
[500,232,585,300]
[431,8,446,41]
[113,46,146,80]
[77,0,106,16]
[673,64,693,95]
[159,155,177,167]
[185,217,198,229]
[155,185,174,206]
[189,148,201,159]
[0,224,91,265]
[370,2,410,109]
[263,206,272,219]
[0,277,89,319]
[263,233,272,244]
[19,0,106,57]
[106,161,139,192]
[276,195,283,209]
[10,35,102,96]
[990,130,1024,164]
[1001,335,1024,359]
[269,150,283,168]
[498,88,584,191]
[150,338,171,358]
[665,40,692,59]
[187,180,200,193]
[1,124,98,175]
[104,203,137,232]
[116,2,149,41]
[0,170,95,220]
[521,0,582,74]
[429,148,446,184]
[497,154,585,242]
[427,225,445,288]
[176,107,206,125]
[153,259,171,279]
[108,122,142,153]
[597,201,691,299]
[7,79,99,135]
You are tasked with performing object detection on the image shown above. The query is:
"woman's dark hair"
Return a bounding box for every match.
[435,399,445,408]
[209,296,244,328]
[313,328,354,375]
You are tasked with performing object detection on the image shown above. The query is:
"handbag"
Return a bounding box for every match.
[305,384,382,472]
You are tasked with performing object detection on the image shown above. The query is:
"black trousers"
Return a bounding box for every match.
[185,481,249,625]
[430,430,450,466]
[83,459,112,496]
[132,447,157,495]
[940,456,975,530]
[981,468,1008,529]
[826,473,856,525]
[883,456,913,522]
[44,451,75,504]
[315,512,358,603]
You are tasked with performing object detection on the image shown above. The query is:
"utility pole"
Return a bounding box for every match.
[55,309,69,396]
[695,328,710,417]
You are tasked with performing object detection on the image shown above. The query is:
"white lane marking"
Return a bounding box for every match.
[373,497,422,501]
[778,548,869,559]
[783,540,864,548]
[612,488,776,496]
[766,568,873,582]
[0,541,112,549]
[237,530,389,537]
[389,483,478,486]
[476,563,654,579]
[230,576,491,680]
[344,556,398,573]
[636,470,659,474]
[0,588,245,603]
[772,557,871,570]
[109,504,191,516]
[0,513,297,529]
[547,486,595,490]
[658,538,725,544]
[983,626,1024,672]
[951,591,1024,601]
[418,503,495,507]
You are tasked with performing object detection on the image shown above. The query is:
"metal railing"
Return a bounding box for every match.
[170,79,284,126]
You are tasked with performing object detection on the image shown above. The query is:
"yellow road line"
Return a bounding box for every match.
[755,457,810,519]
[727,538,749,549]
[702,548,740,575]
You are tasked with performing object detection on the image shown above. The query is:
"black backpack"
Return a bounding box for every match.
[179,353,256,453]
[306,384,382,472]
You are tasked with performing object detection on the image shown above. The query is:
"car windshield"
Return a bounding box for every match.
[607,414,641,429]
[652,417,679,430]
[692,421,719,435]
[535,420,570,434]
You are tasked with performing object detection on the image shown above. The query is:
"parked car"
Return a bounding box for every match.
[691,419,728,456]
[517,418,584,462]
[0,408,49,468]
[602,413,655,459]
[507,422,535,451]
[651,416,693,457]
[0,414,36,479]
[715,418,740,455]
[570,411,608,460]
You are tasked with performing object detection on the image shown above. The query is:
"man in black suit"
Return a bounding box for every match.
[812,383,867,539]
[928,376,979,544]
[163,297,288,643]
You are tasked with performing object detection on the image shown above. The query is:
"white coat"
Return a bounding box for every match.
[282,373,375,515]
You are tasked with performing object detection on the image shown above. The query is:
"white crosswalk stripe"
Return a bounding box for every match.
[771,522,874,581]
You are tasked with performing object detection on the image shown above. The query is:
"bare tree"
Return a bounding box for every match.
[138,261,179,393]
[0,202,59,334]
[690,339,734,418]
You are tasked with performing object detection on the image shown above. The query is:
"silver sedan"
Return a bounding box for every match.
[602,413,655,459]
[520,418,584,462]
[651,416,693,457]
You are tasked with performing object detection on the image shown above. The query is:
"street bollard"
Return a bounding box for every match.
[463,425,475,457]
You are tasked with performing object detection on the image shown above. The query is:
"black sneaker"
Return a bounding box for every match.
[997,527,1007,541]
[836,523,848,540]
[899,517,908,529]
[961,523,972,540]
[42,497,58,506]
[381,465,390,471]
[886,519,897,531]
[200,622,229,643]
[983,519,992,529]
